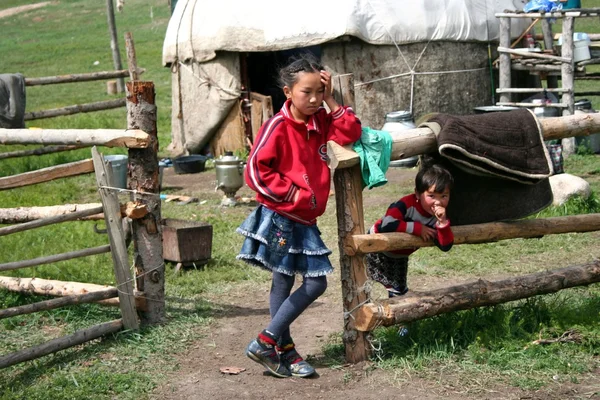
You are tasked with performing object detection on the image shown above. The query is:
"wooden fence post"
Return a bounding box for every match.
[126,81,164,325]
[332,73,371,363]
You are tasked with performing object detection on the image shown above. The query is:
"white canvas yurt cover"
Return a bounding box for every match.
[163,0,529,155]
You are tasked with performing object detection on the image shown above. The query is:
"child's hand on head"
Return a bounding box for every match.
[320,70,333,100]
[420,225,437,241]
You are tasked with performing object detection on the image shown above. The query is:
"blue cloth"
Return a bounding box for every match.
[236,205,333,277]
[352,127,393,190]
[523,0,562,12]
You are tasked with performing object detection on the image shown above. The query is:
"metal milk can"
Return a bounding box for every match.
[382,110,419,168]
[215,151,245,204]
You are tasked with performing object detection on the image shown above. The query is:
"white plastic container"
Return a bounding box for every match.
[557,32,591,62]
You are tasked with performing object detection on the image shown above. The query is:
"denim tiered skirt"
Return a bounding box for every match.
[236,205,333,277]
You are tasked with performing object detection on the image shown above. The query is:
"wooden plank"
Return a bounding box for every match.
[0,205,104,237]
[0,159,94,190]
[332,73,371,363]
[354,261,600,331]
[0,128,150,148]
[127,81,165,326]
[92,146,139,330]
[347,214,600,255]
[0,319,124,369]
[24,98,126,121]
[0,245,111,272]
[0,288,118,319]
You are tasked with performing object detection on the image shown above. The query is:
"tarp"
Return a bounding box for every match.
[163,0,529,65]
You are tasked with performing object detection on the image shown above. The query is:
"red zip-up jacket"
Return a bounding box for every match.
[371,193,454,256]
[245,99,362,225]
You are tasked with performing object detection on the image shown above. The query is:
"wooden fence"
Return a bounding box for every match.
[0,81,163,369]
[330,74,600,363]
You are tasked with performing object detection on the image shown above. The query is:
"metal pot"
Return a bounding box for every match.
[382,110,419,168]
[215,151,245,197]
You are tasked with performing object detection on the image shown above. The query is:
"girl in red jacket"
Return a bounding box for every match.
[366,160,454,298]
[237,53,361,378]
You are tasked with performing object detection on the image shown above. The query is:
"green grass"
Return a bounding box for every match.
[1,0,600,398]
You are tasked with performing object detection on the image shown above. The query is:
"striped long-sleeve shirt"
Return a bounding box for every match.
[371,193,454,256]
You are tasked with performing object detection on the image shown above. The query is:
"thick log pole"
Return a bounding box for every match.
[0,128,150,148]
[0,203,104,224]
[0,205,104,237]
[327,113,600,169]
[354,261,600,332]
[0,319,123,369]
[332,74,371,363]
[347,214,600,255]
[127,81,164,325]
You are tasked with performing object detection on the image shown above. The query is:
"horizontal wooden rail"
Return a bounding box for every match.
[24,98,126,121]
[0,128,151,148]
[327,113,600,169]
[0,203,104,224]
[0,145,86,160]
[0,245,111,272]
[0,205,104,237]
[0,276,120,307]
[497,47,570,63]
[0,319,124,369]
[0,159,94,190]
[495,88,569,94]
[346,214,600,255]
[0,288,118,319]
[354,261,600,331]
[496,102,568,108]
[24,69,144,86]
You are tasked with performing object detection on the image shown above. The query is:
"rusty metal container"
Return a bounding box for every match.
[161,218,213,265]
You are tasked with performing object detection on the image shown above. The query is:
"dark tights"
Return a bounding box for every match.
[266,271,327,344]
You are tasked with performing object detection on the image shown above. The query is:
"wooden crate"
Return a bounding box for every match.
[161,218,212,264]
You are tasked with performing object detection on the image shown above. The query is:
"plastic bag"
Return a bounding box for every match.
[523,0,563,12]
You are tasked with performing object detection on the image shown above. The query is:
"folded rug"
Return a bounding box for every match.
[423,109,554,184]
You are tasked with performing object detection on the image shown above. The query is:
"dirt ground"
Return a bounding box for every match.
[150,166,599,400]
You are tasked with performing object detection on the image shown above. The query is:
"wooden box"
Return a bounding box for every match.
[161,218,213,264]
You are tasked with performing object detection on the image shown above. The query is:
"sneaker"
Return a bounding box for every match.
[245,339,291,378]
[387,286,408,298]
[280,347,316,378]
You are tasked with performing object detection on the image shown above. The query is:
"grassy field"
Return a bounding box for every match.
[1,0,600,399]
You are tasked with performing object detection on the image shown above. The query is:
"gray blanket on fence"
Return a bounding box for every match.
[420,110,554,226]
[0,73,26,129]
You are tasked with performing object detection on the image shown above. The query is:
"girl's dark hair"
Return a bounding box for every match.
[415,158,454,194]
[278,53,324,89]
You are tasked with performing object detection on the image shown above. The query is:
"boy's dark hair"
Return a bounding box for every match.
[415,158,454,194]
[278,53,324,89]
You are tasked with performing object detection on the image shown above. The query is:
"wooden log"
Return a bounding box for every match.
[0,159,94,190]
[497,47,570,63]
[0,128,151,148]
[24,98,126,121]
[0,245,111,272]
[0,276,119,306]
[0,319,123,369]
[0,288,118,319]
[0,205,104,237]
[106,0,125,93]
[125,32,139,81]
[0,203,104,224]
[24,69,142,86]
[354,261,600,331]
[327,113,600,169]
[127,81,165,325]
[498,17,511,104]
[0,145,86,160]
[347,214,600,255]
[561,16,576,156]
[541,19,559,90]
[332,73,371,363]
[92,146,139,330]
